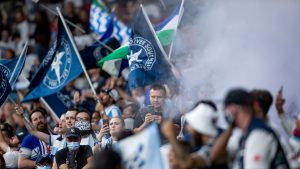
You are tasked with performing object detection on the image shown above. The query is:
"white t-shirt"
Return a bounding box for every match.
[3,147,19,169]
[232,130,277,169]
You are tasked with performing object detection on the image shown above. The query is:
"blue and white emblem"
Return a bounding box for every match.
[127,36,156,71]
[0,70,9,99]
[43,38,72,89]
[0,64,11,79]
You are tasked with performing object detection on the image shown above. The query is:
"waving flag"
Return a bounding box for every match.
[23,18,83,102]
[96,0,184,67]
[43,90,75,117]
[154,0,184,46]
[90,0,131,45]
[115,124,163,169]
[90,0,112,38]
[127,5,177,90]
[0,69,11,106]
[0,42,28,87]
[80,37,120,70]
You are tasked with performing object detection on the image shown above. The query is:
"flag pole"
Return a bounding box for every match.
[9,41,28,84]
[36,2,113,52]
[141,5,181,80]
[56,7,100,102]
[20,75,60,123]
[168,0,185,60]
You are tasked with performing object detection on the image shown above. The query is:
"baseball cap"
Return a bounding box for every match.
[65,127,81,138]
[224,88,252,107]
[185,103,218,137]
[36,154,52,165]
[101,88,120,101]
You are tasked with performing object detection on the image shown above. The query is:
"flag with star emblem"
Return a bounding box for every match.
[127,5,177,90]
[115,124,164,169]
[23,18,83,102]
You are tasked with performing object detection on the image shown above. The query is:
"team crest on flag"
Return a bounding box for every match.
[0,65,11,78]
[43,38,72,89]
[127,36,156,71]
[0,71,9,98]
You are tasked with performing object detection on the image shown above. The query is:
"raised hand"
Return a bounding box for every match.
[275,86,285,114]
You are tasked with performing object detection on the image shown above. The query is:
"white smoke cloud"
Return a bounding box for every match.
[173,0,300,120]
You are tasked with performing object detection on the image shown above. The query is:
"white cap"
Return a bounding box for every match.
[185,103,218,137]
[108,89,120,101]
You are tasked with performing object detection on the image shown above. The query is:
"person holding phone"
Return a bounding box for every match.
[133,84,166,133]
[96,117,124,151]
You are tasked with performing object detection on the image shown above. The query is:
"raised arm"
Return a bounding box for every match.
[14,105,50,144]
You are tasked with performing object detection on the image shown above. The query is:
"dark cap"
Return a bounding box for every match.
[224,88,253,106]
[65,127,81,138]
[36,154,52,165]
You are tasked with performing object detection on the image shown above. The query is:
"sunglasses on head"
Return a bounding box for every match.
[101,89,112,94]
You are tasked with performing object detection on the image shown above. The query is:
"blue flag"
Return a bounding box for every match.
[0,43,27,89]
[0,69,11,106]
[0,58,19,81]
[23,18,83,102]
[42,90,75,117]
[127,6,177,90]
[80,37,120,70]
[115,124,164,169]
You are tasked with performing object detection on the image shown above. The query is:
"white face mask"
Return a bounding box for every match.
[67,141,80,151]
[124,118,135,130]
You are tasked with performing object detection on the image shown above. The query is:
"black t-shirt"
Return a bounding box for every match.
[55,145,93,169]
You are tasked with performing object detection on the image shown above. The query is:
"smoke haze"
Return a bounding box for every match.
[172,0,300,120]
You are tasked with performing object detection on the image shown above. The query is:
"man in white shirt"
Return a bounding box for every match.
[217,88,289,169]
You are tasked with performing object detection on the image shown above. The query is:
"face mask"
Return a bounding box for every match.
[67,141,80,151]
[37,166,51,169]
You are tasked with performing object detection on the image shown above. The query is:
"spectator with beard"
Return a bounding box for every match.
[18,107,51,168]
[98,88,122,118]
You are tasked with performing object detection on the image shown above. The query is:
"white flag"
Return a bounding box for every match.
[115,124,164,169]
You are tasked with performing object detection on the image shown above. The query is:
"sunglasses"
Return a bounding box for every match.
[100,89,112,94]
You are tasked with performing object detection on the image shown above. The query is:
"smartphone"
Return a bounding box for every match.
[147,105,162,116]
[147,105,155,115]
[103,119,109,126]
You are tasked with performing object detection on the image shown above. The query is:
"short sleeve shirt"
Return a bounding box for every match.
[19,134,49,161]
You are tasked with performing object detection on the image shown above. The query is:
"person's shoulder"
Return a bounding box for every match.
[247,129,277,147]
[22,134,37,143]
[80,145,92,152]
[56,147,68,155]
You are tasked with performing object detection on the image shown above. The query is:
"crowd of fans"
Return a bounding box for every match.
[0,0,299,169]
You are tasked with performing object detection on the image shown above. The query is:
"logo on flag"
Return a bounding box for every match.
[125,144,145,169]
[0,65,11,78]
[128,37,156,71]
[23,18,83,102]
[0,71,9,99]
[115,124,164,169]
[43,38,72,89]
